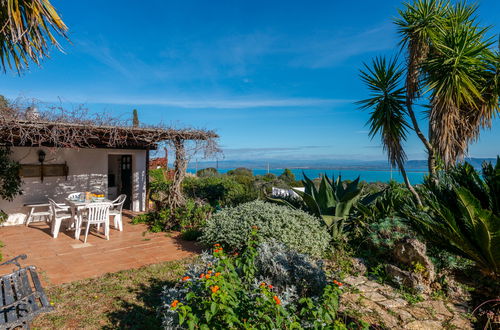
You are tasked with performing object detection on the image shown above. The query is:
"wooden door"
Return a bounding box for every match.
[120,155,132,209]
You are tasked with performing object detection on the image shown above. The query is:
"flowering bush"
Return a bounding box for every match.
[160,231,346,329]
[200,201,330,257]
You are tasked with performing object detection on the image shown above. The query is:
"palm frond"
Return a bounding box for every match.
[0,0,68,73]
[357,56,410,168]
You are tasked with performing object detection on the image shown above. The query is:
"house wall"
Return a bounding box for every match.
[0,147,147,226]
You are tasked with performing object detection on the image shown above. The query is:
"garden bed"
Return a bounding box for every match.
[32,258,193,329]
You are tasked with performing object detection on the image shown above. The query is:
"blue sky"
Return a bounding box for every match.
[2,0,499,162]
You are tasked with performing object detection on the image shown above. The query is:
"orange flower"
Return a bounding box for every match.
[260,282,266,287]
[210,285,220,293]
[268,284,273,289]
[333,280,343,287]
[214,243,221,247]
[182,276,190,281]
[170,300,179,308]
[207,270,213,274]
[199,273,206,279]
[215,272,221,277]
[273,295,281,305]
[206,274,211,279]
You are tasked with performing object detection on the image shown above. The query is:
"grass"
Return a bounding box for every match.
[32,258,193,329]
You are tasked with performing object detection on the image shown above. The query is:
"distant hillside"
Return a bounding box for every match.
[184,157,497,171]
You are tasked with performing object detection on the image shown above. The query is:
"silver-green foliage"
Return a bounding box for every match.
[255,241,327,297]
[200,201,330,257]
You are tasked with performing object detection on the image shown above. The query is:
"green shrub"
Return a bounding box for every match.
[132,200,213,236]
[368,217,412,250]
[402,159,500,277]
[226,167,253,177]
[200,201,330,257]
[278,168,296,184]
[196,167,219,177]
[255,241,327,297]
[160,233,346,329]
[183,176,254,207]
[150,168,166,183]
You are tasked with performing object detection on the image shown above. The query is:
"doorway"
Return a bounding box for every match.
[108,154,132,209]
[120,155,132,209]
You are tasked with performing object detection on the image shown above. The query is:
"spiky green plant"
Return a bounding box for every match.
[272,173,367,241]
[357,56,422,206]
[403,158,500,277]
[0,0,68,73]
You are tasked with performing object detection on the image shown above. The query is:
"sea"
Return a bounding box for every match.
[186,168,427,184]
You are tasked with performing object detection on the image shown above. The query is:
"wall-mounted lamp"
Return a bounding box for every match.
[38,150,46,164]
[38,150,46,182]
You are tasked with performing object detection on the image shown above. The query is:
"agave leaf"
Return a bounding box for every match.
[266,196,296,209]
[302,172,318,197]
[321,215,336,228]
[360,189,385,206]
[292,189,321,218]
[317,175,335,211]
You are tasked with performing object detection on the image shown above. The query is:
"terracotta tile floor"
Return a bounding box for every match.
[0,212,200,286]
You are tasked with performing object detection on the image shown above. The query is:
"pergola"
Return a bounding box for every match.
[0,113,219,209]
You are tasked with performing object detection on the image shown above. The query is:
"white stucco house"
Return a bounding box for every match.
[1,146,148,226]
[0,117,216,226]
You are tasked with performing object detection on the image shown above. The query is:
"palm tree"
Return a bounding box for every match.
[394,0,447,180]
[358,57,423,206]
[0,0,68,73]
[424,8,500,167]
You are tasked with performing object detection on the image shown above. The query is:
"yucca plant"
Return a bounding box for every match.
[403,158,500,277]
[0,0,68,73]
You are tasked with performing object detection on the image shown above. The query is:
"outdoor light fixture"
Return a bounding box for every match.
[38,150,46,182]
[38,150,46,164]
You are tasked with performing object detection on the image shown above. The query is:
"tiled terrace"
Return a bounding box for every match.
[0,212,200,285]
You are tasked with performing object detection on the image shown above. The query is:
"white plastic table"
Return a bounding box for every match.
[65,198,112,239]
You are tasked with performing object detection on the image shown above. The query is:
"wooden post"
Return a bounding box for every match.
[145,148,150,212]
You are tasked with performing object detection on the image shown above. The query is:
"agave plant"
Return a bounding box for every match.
[403,158,500,277]
[270,173,381,241]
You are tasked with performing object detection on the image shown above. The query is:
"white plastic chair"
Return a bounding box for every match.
[81,202,112,243]
[67,192,84,201]
[109,194,126,231]
[48,199,72,238]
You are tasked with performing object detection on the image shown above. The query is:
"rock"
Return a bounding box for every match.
[448,315,472,329]
[416,300,452,319]
[430,282,442,291]
[343,275,367,286]
[385,264,428,293]
[351,257,367,275]
[404,320,442,329]
[406,307,433,320]
[378,297,408,309]
[393,308,414,322]
[393,238,435,283]
[357,283,380,293]
[363,291,388,302]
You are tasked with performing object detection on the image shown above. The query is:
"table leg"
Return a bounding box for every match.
[73,207,80,239]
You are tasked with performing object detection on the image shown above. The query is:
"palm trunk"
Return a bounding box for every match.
[397,158,422,207]
[406,100,438,182]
